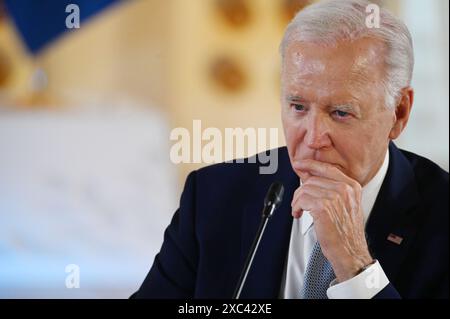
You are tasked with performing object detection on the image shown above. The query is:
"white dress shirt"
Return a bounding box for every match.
[280,150,390,299]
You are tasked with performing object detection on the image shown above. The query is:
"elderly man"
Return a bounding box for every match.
[134,0,448,299]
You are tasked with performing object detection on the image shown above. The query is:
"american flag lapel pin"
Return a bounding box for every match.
[387,233,403,245]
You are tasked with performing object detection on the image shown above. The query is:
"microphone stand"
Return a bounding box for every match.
[232,205,275,299]
[232,181,283,299]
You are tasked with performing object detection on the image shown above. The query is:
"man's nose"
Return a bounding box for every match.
[304,114,332,150]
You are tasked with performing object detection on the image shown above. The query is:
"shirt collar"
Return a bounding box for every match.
[300,149,390,235]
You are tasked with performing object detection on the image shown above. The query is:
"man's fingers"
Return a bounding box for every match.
[303,176,340,190]
[295,169,311,183]
[303,176,357,201]
[293,159,357,186]
[291,184,331,219]
[291,192,314,219]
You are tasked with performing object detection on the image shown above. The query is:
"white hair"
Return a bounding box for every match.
[280,0,414,109]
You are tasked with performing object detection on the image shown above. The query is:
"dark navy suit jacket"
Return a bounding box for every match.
[133,143,449,299]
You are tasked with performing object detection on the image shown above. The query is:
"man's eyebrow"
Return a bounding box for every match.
[330,103,357,110]
[286,95,307,102]
[329,103,362,115]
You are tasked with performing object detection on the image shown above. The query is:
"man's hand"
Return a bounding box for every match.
[291,159,373,282]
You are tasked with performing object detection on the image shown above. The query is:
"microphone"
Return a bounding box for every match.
[232,182,284,299]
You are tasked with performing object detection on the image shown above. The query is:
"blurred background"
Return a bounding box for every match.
[0,0,448,298]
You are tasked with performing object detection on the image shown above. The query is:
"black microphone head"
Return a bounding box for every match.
[264,182,284,208]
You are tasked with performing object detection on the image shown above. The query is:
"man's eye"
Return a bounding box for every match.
[333,110,350,118]
[292,104,305,111]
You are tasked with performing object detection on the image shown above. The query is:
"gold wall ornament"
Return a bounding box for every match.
[0,48,11,87]
[214,0,251,29]
[0,1,11,87]
[209,56,247,93]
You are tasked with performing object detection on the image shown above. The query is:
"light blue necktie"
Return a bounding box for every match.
[300,241,336,299]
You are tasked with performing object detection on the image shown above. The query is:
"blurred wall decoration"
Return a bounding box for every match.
[215,0,252,28]
[209,55,247,93]
[0,2,11,89]
[0,47,10,87]
[0,0,448,298]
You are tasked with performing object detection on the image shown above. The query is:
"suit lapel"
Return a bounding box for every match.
[365,142,421,282]
[239,149,298,298]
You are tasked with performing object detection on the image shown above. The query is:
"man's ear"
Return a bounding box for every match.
[389,87,414,140]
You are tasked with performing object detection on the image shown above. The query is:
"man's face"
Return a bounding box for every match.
[281,38,396,186]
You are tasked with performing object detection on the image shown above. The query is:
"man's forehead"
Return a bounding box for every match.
[283,38,386,74]
[285,51,326,76]
[282,38,387,90]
